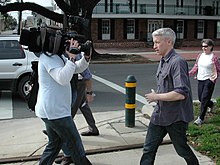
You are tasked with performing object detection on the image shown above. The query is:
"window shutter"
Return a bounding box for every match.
[135,19,139,39]
[123,19,127,39]
[98,19,102,40]
[110,19,115,40]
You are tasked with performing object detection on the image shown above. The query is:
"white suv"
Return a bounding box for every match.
[0,35,38,98]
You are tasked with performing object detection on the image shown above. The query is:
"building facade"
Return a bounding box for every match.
[91,0,220,48]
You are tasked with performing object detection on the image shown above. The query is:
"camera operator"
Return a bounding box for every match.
[35,38,92,165]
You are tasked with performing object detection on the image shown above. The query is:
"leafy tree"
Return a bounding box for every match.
[0,0,11,6]
[0,0,100,39]
[3,13,17,30]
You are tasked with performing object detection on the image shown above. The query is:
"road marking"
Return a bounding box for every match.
[92,74,147,104]
[0,91,13,119]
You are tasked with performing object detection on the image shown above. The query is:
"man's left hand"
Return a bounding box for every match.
[145,89,157,103]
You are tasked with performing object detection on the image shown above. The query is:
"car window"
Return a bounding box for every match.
[0,40,25,59]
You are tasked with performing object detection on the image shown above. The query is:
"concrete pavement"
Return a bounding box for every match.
[0,110,215,165]
[0,46,218,165]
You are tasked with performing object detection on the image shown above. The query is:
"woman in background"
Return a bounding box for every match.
[189,39,220,125]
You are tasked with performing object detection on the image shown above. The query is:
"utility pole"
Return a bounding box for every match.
[17,0,23,35]
[63,0,68,30]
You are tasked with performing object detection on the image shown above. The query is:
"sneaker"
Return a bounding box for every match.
[207,104,215,113]
[194,117,203,125]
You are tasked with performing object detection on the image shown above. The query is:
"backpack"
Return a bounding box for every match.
[25,61,39,111]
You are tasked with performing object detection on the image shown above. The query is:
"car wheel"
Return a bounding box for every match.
[18,75,31,99]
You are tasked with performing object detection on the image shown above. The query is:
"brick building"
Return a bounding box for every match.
[91,0,220,48]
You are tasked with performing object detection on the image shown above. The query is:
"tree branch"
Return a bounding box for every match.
[0,2,64,23]
[54,0,71,14]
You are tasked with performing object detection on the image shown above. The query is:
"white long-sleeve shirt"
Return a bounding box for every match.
[35,53,89,120]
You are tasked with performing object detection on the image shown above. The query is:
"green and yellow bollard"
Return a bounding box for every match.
[125,75,136,127]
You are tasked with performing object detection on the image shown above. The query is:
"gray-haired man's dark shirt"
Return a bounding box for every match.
[151,49,194,126]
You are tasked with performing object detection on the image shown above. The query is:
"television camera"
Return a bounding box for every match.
[19,26,92,56]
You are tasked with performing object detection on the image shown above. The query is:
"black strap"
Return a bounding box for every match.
[71,74,78,89]
[58,55,65,64]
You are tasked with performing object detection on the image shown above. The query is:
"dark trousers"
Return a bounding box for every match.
[198,79,215,121]
[71,80,98,132]
[40,117,90,165]
[140,122,199,165]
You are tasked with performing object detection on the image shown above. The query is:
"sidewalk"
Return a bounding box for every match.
[0,110,215,165]
[95,46,220,62]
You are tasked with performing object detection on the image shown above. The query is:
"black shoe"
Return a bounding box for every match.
[55,156,73,165]
[81,156,92,165]
[61,157,73,165]
[55,156,64,164]
[42,130,48,136]
[81,130,99,136]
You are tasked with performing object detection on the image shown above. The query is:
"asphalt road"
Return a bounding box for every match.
[1,62,220,120]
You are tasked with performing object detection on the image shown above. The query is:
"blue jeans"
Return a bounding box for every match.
[61,89,77,157]
[39,117,87,165]
[140,121,199,165]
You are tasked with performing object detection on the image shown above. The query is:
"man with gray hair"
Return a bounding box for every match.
[140,28,199,165]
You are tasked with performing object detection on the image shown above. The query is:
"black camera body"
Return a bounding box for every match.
[63,31,92,55]
[19,27,92,55]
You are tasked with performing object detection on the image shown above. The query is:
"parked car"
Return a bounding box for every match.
[0,35,38,99]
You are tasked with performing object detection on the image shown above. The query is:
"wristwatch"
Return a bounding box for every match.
[86,91,93,95]
[70,57,75,63]
[85,55,90,61]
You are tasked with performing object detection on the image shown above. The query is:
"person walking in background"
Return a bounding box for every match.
[140,28,199,165]
[35,38,92,165]
[189,39,220,125]
[71,63,99,136]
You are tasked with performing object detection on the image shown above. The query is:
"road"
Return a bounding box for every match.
[1,62,220,120]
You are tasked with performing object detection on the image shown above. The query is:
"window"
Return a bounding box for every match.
[147,20,163,41]
[0,40,25,59]
[177,22,183,33]
[127,19,135,39]
[102,19,110,34]
[176,20,184,39]
[127,19,135,34]
[102,19,111,40]
[197,20,204,39]
[197,21,204,33]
